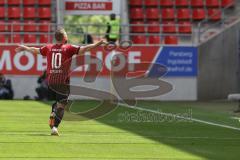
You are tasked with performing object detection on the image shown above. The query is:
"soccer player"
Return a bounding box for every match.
[15,27,107,136]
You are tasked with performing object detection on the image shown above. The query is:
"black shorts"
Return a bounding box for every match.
[49,84,69,105]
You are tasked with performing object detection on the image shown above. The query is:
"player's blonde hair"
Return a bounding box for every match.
[55,27,67,42]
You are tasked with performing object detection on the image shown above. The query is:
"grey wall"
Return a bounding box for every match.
[8,76,197,101]
[198,21,240,100]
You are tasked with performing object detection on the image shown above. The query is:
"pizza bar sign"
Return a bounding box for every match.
[65,1,113,11]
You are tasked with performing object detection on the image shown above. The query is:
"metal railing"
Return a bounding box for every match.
[0,22,195,46]
[0,22,54,44]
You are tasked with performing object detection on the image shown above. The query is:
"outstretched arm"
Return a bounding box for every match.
[78,39,108,55]
[15,45,40,54]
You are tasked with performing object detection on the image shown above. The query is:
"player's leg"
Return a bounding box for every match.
[50,92,69,136]
[48,84,69,135]
[53,101,66,128]
[50,101,67,136]
[49,102,57,129]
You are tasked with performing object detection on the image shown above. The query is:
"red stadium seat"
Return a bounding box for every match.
[149,35,161,44]
[221,0,235,7]
[192,9,206,21]
[39,35,52,43]
[0,20,5,32]
[129,0,142,6]
[39,7,52,19]
[9,34,21,43]
[8,0,21,5]
[130,8,144,20]
[162,21,177,33]
[178,21,192,33]
[175,0,189,7]
[0,34,5,43]
[161,8,175,20]
[24,34,37,43]
[177,8,191,20]
[23,0,35,5]
[208,9,222,21]
[160,0,174,7]
[38,0,51,5]
[39,20,51,32]
[7,20,21,32]
[0,7,4,18]
[144,0,158,7]
[191,0,204,8]
[164,36,178,45]
[23,7,36,19]
[24,20,37,32]
[206,0,220,8]
[0,0,5,5]
[131,21,145,33]
[146,8,160,20]
[8,7,21,19]
[147,21,160,33]
[132,35,147,44]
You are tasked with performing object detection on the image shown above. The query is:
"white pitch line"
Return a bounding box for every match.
[119,103,240,131]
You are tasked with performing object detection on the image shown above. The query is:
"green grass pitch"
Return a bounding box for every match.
[0,100,240,159]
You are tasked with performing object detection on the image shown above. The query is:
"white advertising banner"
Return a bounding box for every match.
[64,0,121,15]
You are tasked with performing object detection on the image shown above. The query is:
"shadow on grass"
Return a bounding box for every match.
[40,100,240,159]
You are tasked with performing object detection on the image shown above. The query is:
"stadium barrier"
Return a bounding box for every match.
[0,45,198,100]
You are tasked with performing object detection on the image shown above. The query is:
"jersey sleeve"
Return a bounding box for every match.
[39,45,50,56]
[68,45,81,56]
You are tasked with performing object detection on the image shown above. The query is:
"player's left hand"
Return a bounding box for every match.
[99,39,108,46]
[15,44,28,52]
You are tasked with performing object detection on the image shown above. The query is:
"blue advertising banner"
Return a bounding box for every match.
[149,46,198,77]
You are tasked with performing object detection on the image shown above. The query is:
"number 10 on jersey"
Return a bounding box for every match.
[52,53,62,69]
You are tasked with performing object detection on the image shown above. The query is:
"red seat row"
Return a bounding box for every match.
[0,20,52,32]
[0,0,51,5]
[132,35,179,45]
[129,0,235,8]
[0,7,51,19]
[131,21,192,33]
[190,0,235,7]
[130,8,221,21]
[0,34,52,43]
